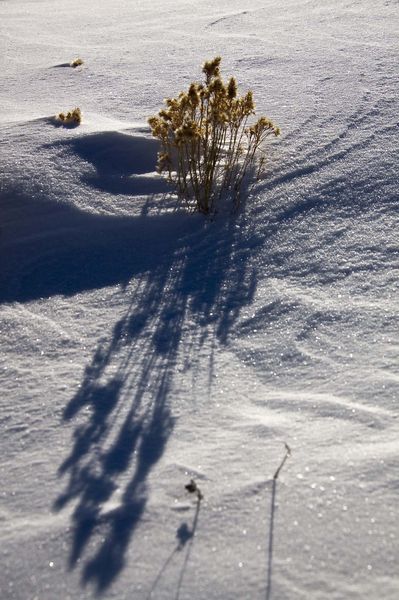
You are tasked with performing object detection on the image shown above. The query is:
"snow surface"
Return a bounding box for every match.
[1,0,398,598]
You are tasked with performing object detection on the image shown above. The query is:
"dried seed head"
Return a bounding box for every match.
[227,77,237,99]
[148,116,168,138]
[72,107,82,123]
[148,116,161,132]
[249,116,280,138]
[177,93,190,110]
[243,90,255,114]
[182,120,201,138]
[157,152,171,173]
[202,56,222,82]
[216,111,229,124]
[188,83,200,107]
[209,77,225,95]
[188,83,197,97]
[199,86,209,100]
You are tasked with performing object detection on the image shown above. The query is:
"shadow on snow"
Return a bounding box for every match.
[146,495,202,600]
[47,205,258,594]
[0,194,196,303]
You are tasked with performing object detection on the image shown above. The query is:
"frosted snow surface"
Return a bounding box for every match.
[1,0,398,598]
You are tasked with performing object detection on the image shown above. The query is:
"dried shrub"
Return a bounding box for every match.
[70,58,83,68]
[57,107,82,126]
[148,57,280,214]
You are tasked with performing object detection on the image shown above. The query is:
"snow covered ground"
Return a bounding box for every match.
[1,0,398,598]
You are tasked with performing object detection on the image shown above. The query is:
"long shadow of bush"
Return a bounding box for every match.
[54,209,259,593]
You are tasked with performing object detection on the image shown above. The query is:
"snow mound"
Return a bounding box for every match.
[58,129,170,195]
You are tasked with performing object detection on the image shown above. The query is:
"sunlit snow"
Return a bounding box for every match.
[1,1,398,599]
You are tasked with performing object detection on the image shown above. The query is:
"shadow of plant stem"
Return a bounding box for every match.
[146,492,202,600]
[266,443,291,600]
[54,211,257,594]
[175,498,201,600]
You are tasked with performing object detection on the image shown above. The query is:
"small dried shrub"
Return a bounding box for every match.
[70,58,83,68]
[148,57,280,214]
[57,107,82,125]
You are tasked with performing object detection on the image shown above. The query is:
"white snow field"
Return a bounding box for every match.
[1,0,398,598]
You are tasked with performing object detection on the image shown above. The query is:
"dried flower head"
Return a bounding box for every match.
[249,116,280,138]
[227,77,237,100]
[202,56,222,82]
[188,83,200,107]
[243,90,255,114]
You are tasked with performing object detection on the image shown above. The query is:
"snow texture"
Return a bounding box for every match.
[0,0,398,599]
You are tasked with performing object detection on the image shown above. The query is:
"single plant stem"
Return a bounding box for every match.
[266,443,292,600]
